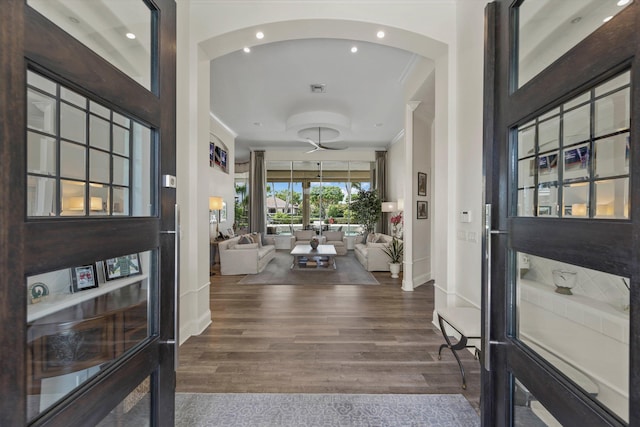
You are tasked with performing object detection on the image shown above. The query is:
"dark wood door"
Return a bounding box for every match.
[483,1,638,426]
[0,0,177,425]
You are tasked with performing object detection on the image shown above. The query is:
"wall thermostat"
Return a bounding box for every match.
[460,211,472,223]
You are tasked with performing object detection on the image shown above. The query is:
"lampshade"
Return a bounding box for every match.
[209,196,224,211]
[381,201,397,212]
[67,196,85,211]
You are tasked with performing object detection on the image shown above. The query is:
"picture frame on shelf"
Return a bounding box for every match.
[417,201,428,219]
[71,264,99,292]
[418,172,427,196]
[103,253,142,281]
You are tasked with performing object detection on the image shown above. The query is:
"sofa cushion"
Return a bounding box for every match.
[367,242,388,248]
[250,232,263,246]
[236,242,259,249]
[323,231,343,241]
[295,230,315,240]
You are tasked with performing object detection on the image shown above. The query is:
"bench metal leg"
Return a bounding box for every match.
[437,314,469,390]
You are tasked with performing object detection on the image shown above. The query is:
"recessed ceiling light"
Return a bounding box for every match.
[375,123,383,127]
[256,31,264,39]
[617,0,630,6]
[376,30,385,39]
[68,16,80,24]
[351,46,358,53]
[570,17,582,24]
[243,47,251,53]
[253,122,262,126]
[126,32,136,40]
[603,15,613,22]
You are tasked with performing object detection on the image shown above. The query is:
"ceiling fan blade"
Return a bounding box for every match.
[305,147,320,154]
[305,138,321,149]
[318,143,347,151]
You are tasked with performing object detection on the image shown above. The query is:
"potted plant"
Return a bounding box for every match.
[350,189,381,240]
[382,237,404,278]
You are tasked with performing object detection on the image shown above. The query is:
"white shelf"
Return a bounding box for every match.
[27,274,148,322]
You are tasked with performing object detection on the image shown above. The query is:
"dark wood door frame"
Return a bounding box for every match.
[483,1,639,426]
[0,0,177,425]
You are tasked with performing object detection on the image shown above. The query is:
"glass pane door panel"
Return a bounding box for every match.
[61,180,86,216]
[27,88,57,134]
[90,149,111,183]
[90,115,111,150]
[594,88,630,138]
[518,188,535,217]
[538,116,559,151]
[26,251,154,421]
[516,252,629,422]
[514,71,630,220]
[537,183,558,217]
[60,103,87,144]
[26,70,155,218]
[562,105,590,146]
[562,144,590,182]
[27,176,56,217]
[90,184,110,216]
[516,0,632,88]
[562,182,589,218]
[27,0,154,90]
[96,377,151,426]
[27,132,56,176]
[60,142,86,180]
[518,124,536,159]
[595,134,629,178]
[595,178,629,219]
[513,377,562,426]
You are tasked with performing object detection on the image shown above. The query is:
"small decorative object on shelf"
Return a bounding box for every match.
[29,282,49,304]
[552,270,577,295]
[310,237,319,250]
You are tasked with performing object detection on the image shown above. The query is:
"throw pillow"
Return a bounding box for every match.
[367,233,378,243]
[250,232,263,247]
[238,235,253,244]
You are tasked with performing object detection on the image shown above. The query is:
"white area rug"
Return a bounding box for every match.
[175,393,480,427]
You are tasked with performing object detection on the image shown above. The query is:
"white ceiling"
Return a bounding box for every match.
[210,38,421,162]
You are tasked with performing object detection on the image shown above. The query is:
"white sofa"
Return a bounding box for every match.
[354,233,401,271]
[218,234,276,275]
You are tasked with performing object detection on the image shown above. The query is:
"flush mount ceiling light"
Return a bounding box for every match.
[351,46,358,53]
[310,84,326,93]
[68,16,80,24]
[376,30,385,39]
[617,0,630,6]
[126,32,136,39]
[256,31,264,39]
[243,47,251,53]
[603,15,613,22]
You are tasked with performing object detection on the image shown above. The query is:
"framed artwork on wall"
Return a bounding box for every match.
[417,201,428,219]
[418,172,427,196]
[70,264,99,292]
[103,253,142,281]
[209,142,215,167]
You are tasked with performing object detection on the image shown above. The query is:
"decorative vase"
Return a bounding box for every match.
[310,239,319,250]
[552,270,577,295]
[389,262,401,279]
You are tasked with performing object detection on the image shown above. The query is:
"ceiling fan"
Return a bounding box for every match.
[304,127,348,153]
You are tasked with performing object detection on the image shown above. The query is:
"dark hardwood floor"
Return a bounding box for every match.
[176,267,481,412]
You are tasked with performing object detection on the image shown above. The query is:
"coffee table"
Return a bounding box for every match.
[290,244,337,269]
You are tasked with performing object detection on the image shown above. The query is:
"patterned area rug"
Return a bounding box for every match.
[175,393,480,427]
[237,251,379,285]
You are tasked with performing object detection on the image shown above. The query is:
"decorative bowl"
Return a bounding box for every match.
[552,270,577,295]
